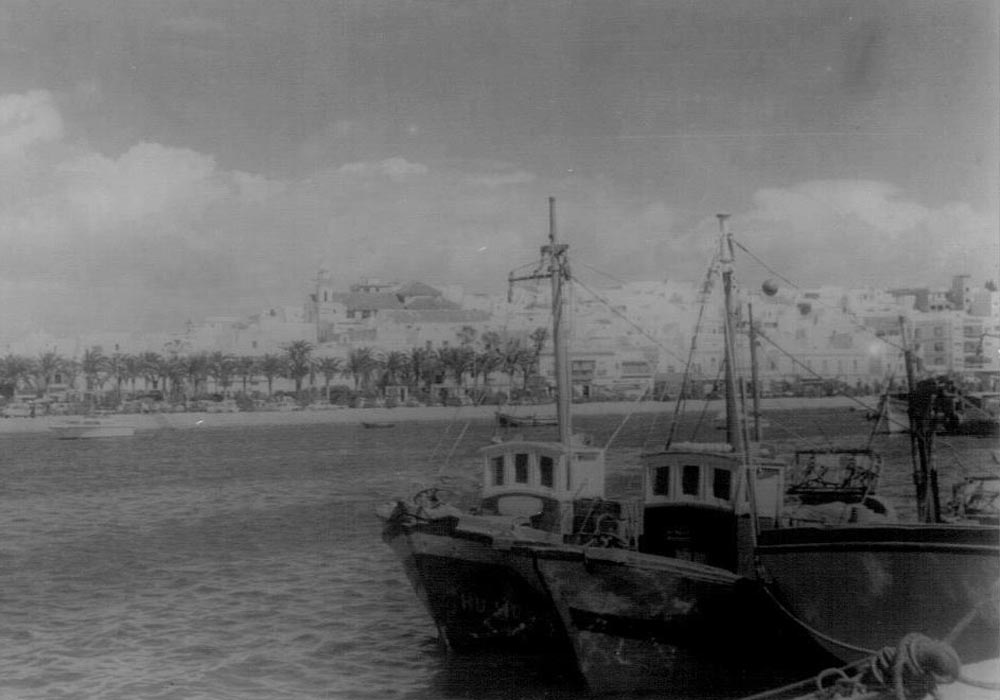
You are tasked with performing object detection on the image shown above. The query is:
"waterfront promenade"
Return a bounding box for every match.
[0,396,880,435]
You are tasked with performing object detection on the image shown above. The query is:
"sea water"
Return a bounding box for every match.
[0,411,993,699]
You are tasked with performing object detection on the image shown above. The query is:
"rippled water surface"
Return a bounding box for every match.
[0,411,993,699]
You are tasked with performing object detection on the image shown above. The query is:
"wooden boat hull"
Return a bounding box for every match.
[380,510,568,654]
[757,524,1000,665]
[512,545,830,695]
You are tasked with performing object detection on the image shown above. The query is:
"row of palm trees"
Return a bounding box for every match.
[0,327,550,404]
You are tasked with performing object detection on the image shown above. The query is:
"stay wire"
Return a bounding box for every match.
[734,239,908,355]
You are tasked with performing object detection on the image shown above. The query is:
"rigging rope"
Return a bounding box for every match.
[734,239,909,355]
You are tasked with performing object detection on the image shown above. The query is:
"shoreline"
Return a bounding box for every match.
[0,396,880,435]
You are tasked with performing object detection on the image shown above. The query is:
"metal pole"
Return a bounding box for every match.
[547,197,572,447]
[717,214,744,456]
[748,303,762,442]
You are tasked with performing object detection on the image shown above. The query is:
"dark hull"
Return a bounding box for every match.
[495,413,558,428]
[757,524,1000,665]
[515,546,831,695]
[382,519,569,653]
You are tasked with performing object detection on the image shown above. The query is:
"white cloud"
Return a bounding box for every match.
[58,142,229,230]
[0,90,63,158]
[337,157,428,179]
[740,179,998,286]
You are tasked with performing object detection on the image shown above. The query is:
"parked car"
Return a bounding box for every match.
[2,402,32,418]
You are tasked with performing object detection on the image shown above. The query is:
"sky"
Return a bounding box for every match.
[0,0,996,339]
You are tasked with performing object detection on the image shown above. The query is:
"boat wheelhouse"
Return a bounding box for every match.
[475,438,631,544]
[639,442,785,569]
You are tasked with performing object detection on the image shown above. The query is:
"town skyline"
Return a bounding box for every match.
[0,2,995,339]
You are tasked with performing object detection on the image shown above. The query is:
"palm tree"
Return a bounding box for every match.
[183,352,211,399]
[234,355,258,395]
[259,354,285,397]
[0,354,34,397]
[437,346,474,387]
[122,353,143,396]
[499,338,528,390]
[476,347,503,388]
[108,352,130,403]
[207,351,237,395]
[314,356,343,400]
[138,352,165,393]
[345,347,377,391]
[34,351,65,396]
[163,354,188,402]
[80,348,109,394]
[284,340,314,396]
[380,351,410,390]
[528,327,549,380]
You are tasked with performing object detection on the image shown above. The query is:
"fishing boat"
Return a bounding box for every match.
[50,418,136,439]
[755,336,1000,672]
[782,447,897,526]
[361,421,396,429]
[377,199,633,655]
[500,216,833,695]
[946,474,999,526]
[494,411,557,428]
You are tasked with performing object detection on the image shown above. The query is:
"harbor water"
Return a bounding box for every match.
[0,409,994,699]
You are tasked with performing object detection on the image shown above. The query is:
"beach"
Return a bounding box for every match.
[0,395,881,435]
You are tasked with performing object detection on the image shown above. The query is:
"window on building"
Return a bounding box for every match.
[491,456,504,486]
[540,456,554,488]
[682,465,700,496]
[934,327,943,337]
[653,466,670,496]
[713,469,732,500]
[514,453,529,484]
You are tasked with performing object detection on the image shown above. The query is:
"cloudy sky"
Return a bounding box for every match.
[0,0,996,338]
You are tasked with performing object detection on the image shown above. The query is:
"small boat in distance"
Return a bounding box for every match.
[361,421,396,429]
[495,411,557,428]
[50,418,136,439]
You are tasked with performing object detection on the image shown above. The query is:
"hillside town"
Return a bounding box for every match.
[0,268,996,414]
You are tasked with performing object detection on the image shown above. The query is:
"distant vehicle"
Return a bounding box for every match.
[2,402,32,418]
[205,399,240,413]
[353,397,385,409]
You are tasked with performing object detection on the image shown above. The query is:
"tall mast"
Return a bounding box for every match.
[509,197,572,447]
[546,197,572,446]
[717,214,744,456]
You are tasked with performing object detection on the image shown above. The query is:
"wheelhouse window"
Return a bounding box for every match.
[712,468,732,500]
[514,453,529,484]
[539,456,554,488]
[653,466,670,495]
[491,456,505,486]
[682,465,700,496]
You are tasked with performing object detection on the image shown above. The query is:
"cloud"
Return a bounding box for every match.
[738,179,998,287]
[337,157,428,179]
[0,87,992,344]
[58,142,229,230]
[0,90,63,157]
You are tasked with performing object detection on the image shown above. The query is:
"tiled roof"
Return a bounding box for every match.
[383,309,491,323]
[331,292,404,310]
[396,281,442,298]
